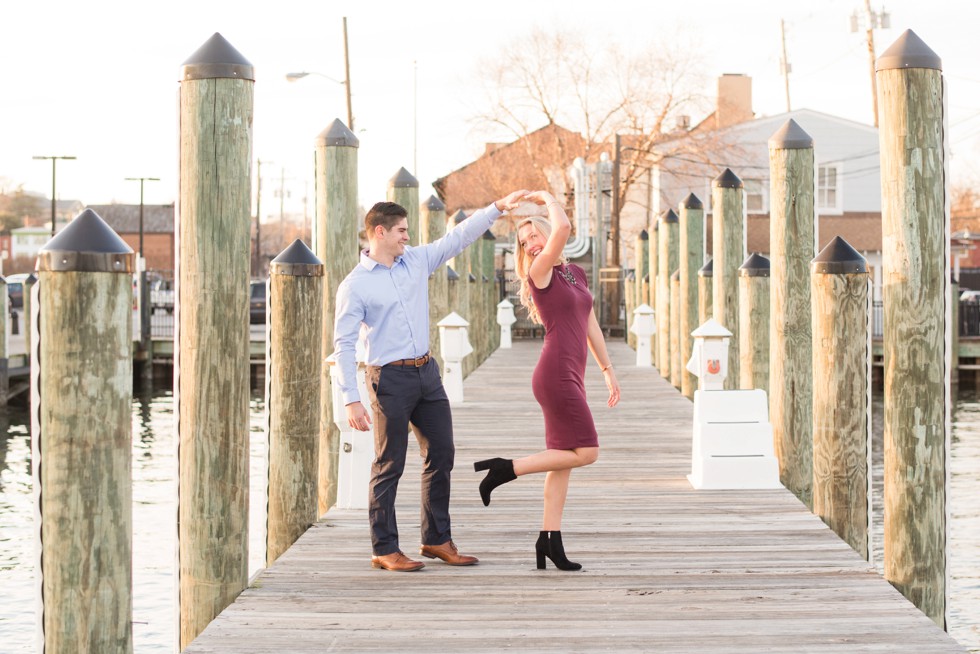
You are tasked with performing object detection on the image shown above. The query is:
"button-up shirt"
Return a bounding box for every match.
[333,203,501,405]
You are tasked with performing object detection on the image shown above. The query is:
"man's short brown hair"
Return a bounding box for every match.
[365,202,408,234]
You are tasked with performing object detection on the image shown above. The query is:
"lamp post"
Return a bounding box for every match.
[32,155,76,236]
[125,176,159,385]
[285,16,354,131]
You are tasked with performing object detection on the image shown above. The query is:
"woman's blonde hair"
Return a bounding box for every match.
[514,216,568,325]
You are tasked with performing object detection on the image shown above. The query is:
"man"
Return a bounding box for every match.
[334,190,527,571]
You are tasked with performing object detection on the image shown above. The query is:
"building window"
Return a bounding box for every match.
[818,163,843,213]
[744,179,766,213]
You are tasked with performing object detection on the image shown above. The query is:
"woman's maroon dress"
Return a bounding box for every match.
[529,263,599,449]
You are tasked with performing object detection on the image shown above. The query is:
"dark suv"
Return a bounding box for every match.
[250,280,266,324]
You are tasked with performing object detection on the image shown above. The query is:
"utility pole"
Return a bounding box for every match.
[779,19,792,113]
[342,17,354,132]
[850,0,890,127]
[255,158,269,277]
[32,155,76,236]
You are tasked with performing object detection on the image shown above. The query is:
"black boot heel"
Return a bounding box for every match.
[535,530,582,571]
[474,458,516,506]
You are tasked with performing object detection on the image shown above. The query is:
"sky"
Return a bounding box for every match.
[2,0,979,225]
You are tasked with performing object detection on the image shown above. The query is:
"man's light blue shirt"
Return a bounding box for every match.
[333,203,501,405]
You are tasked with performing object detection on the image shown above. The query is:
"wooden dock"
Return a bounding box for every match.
[185,340,964,653]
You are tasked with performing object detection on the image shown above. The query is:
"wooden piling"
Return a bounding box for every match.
[679,194,704,400]
[951,277,959,385]
[266,240,323,566]
[738,253,771,393]
[649,220,659,366]
[877,30,948,627]
[712,169,744,390]
[387,167,419,245]
[482,230,498,359]
[314,119,360,515]
[450,211,471,324]
[176,34,254,648]
[810,237,870,560]
[658,210,679,378]
[23,273,37,359]
[670,270,681,389]
[768,118,816,509]
[421,196,448,371]
[636,230,649,311]
[698,259,713,329]
[34,209,135,653]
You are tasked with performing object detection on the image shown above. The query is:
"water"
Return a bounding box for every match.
[1,386,978,652]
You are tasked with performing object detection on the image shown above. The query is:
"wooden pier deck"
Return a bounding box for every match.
[185,341,964,653]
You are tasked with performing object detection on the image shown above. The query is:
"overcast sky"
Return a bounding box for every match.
[2,0,978,221]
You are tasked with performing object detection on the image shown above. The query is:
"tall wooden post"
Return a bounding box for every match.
[466,227,484,374]
[738,253,771,393]
[712,169,744,390]
[769,118,815,508]
[698,259,713,328]
[387,167,419,245]
[636,230,649,310]
[266,240,323,565]
[23,273,37,359]
[811,237,870,560]
[658,210,679,378]
[951,277,959,385]
[679,194,704,400]
[0,276,7,407]
[34,211,134,653]
[877,30,947,627]
[176,33,254,648]
[649,221,659,365]
[421,196,448,370]
[669,270,681,389]
[482,230,498,358]
[314,118,359,515]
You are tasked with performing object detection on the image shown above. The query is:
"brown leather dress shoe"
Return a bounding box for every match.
[371,551,425,572]
[419,540,479,566]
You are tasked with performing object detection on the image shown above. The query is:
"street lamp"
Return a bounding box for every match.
[124,176,160,259]
[285,16,354,131]
[125,176,159,371]
[32,155,76,236]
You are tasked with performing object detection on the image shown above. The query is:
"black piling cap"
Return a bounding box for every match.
[424,195,445,212]
[876,29,942,72]
[182,33,254,81]
[713,168,743,189]
[642,274,650,283]
[671,270,680,281]
[660,209,679,224]
[811,236,867,274]
[315,118,359,148]
[738,252,771,277]
[447,265,459,281]
[769,119,813,150]
[389,167,418,189]
[682,193,703,210]
[482,274,489,282]
[468,273,477,283]
[26,272,38,284]
[698,259,714,277]
[452,209,468,224]
[270,239,324,277]
[38,209,134,273]
[483,230,496,240]
[639,229,649,240]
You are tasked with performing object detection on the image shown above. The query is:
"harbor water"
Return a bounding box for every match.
[0,386,978,652]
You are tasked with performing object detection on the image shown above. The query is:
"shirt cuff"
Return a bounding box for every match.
[485,202,503,219]
[343,390,361,405]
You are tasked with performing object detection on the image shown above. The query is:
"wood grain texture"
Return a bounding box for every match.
[387,185,419,247]
[679,205,704,400]
[184,341,964,654]
[267,275,322,565]
[811,272,869,560]
[878,66,948,627]
[738,275,770,394]
[177,76,253,648]
[769,146,815,510]
[315,137,358,516]
[421,202,448,372]
[670,274,681,389]
[711,186,743,389]
[658,220,679,379]
[39,272,133,653]
[698,274,713,332]
[649,224,659,367]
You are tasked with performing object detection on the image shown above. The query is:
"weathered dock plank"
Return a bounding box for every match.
[185,341,963,653]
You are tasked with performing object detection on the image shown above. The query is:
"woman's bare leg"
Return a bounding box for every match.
[513,447,598,476]
[542,469,571,530]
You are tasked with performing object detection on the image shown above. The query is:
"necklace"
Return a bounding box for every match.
[557,264,577,285]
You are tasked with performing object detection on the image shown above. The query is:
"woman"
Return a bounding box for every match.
[474,190,620,571]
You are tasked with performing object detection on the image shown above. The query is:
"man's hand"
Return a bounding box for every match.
[494,189,529,212]
[346,402,372,431]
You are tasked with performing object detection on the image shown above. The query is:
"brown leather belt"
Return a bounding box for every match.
[386,353,430,367]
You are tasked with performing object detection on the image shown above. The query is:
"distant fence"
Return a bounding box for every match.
[873,300,980,338]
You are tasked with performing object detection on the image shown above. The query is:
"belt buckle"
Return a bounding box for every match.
[413,355,426,367]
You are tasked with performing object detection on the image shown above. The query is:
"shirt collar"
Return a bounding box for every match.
[359,249,403,271]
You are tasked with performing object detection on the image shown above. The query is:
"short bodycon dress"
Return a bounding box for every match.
[529,263,599,450]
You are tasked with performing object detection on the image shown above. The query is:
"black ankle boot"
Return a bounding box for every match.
[473,458,516,506]
[535,530,582,571]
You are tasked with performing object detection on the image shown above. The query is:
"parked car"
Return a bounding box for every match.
[150,279,175,313]
[250,280,266,324]
[5,273,29,309]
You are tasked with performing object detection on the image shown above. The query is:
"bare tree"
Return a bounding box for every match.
[466,27,713,213]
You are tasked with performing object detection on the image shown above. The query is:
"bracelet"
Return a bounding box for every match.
[601,363,613,372]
